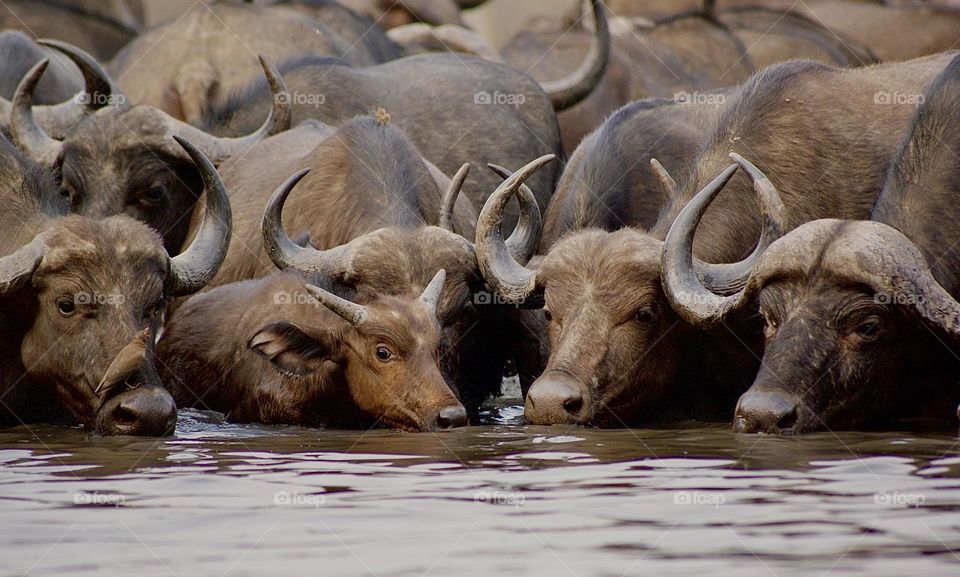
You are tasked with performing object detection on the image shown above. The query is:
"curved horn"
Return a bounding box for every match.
[697,153,786,294]
[0,233,46,295]
[2,40,122,143]
[39,39,122,109]
[438,163,470,231]
[261,169,352,277]
[541,0,610,112]
[419,269,447,315]
[157,56,291,164]
[487,163,544,265]
[10,60,64,165]
[661,155,786,326]
[38,39,126,135]
[304,283,368,326]
[165,136,233,297]
[475,155,555,304]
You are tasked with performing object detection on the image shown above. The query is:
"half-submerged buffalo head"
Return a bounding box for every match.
[476,154,783,426]
[661,167,960,433]
[1,137,231,435]
[249,269,467,432]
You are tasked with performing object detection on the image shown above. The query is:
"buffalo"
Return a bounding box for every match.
[0,133,231,436]
[0,0,136,60]
[476,53,956,427]
[8,41,289,253]
[664,54,960,433]
[110,2,403,123]
[200,0,609,223]
[159,116,547,425]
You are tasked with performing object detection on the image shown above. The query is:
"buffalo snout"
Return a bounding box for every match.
[525,371,588,425]
[435,404,468,430]
[734,389,801,434]
[97,384,177,436]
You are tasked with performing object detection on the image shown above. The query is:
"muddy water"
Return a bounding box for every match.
[1,406,959,577]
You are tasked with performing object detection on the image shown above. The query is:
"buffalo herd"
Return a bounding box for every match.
[0,0,959,437]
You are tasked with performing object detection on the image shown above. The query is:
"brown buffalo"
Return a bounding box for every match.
[0,134,231,436]
[477,53,955,427]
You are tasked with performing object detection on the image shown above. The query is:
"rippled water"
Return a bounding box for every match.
[2,404,959,577]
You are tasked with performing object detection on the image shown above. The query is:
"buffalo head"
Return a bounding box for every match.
[8,41,288,252]
[477,154,783,426]
[1,137,231,435]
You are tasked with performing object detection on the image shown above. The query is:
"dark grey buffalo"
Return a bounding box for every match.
[665,54,960,433]
[0,133,231,436]
[7,41,289,253]
[201,0,610,221]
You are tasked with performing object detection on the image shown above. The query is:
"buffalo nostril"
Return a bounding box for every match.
[562,390,583,415]
[524,373,588,425]
[436,405,468,429]
[776,405,799,431]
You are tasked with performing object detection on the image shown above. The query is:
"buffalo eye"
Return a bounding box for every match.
[854,318,881,341]
[56,296,76,317]
[543,310,553,322]
[140,184,166,206]
[634,306,656,323]
[375,345,395,362]
[145,300,166,321]
[761,311,778,337]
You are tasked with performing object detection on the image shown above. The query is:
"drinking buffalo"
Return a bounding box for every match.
[665,54,960,433]
[0,134,231,436]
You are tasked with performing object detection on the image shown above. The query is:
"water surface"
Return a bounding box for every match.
[2,406,959,576]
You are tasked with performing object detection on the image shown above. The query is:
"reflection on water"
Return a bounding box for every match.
[1,407,959,576]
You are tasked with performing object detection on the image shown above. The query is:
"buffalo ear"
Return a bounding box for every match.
[248,322,338,376]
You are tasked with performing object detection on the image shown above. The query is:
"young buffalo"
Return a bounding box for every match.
[0,135,232,436]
